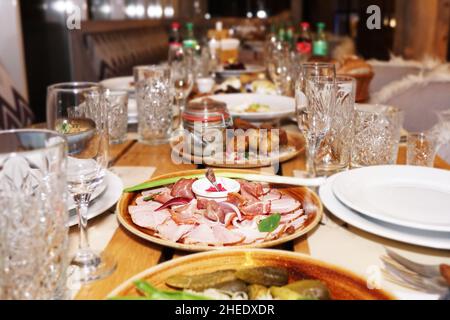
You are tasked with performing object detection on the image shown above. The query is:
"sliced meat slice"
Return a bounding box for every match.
[279,209,304,224]
[197,199,228,223]
[227,192,247,207]
[183,224,217,245]
[211,225,244,245]
[238,180,263,202]
[289,215,308,230]
[261,189,282,202]
[170,178,196,199]
[170,199,200,224]
[240,201,271,216]
[270,197,301,214]
[156,220,194,242]
[128,203,170,230]
[265,223,287,241]
[141,187,171,197]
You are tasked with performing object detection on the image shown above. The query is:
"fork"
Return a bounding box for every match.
[381,248,450,299]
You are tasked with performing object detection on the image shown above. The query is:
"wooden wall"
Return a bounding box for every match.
[394,0,450,61]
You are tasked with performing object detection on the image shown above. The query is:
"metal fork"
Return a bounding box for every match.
[381,249,450,299]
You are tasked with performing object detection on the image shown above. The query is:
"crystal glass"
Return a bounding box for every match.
[351,104,404,167]
[0,129,68,299]
[315,76,356,175]
[169,46,194,132]
[46,82,116,283]
[407,132,437,167]
[267,41,290,95]
[295,62,336,177]
[105,90,128,144]
[135,65,173,145]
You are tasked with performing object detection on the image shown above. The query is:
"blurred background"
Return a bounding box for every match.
[1,0,449,122]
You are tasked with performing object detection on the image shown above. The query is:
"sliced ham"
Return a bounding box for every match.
[227,192,247,207]
[156,220,194,242]
[171,178,196,199]
[238,180,264,200]
[170,199,199,224]
[240,201,271,216]
[141,187,170,197]
[261,189,282,202]
[279,209,304,223]
[183,224,217,244]
[289,215,308,230]
[265,223,287,241]
[129,202,170,230]
[269,197,301,214]
[211,225,244,245]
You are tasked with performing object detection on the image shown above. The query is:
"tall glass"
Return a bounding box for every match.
[0,130,68,299]
[267,41,290,95]
[407,132,437,167]
[295,62,336,177]
[315,76,356,175]
[169,46,194,131]
[105,90,128,144]
[352,104,404,167]
[135,65,173,145]
[46,82,116,283]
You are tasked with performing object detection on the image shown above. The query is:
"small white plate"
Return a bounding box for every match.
[68,170,123,227]
[320,175,450,250]
[332,166,450,232]
[192,177,240,200]
[100,76,134,92]
[216,64,265,77]
[202,93,295,121]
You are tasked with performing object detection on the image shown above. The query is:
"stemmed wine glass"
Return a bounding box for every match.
[267,41,291,95]
[295,63,336,177]
[169,46,194,131]
[46,82,116,283]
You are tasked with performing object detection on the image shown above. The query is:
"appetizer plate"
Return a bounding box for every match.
[107,249,393,300]
[170,131,304,168]
[68,170,123,227]
[117,169,322,251]
[332,166,450,232]
[216,64,266,77]
[100,76,134,93]
[320,174,450,250]
[204,93,295,121]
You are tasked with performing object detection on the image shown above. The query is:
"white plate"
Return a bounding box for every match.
[100,76,134,92]
[332,166,450,232]
[320,175,450,250]
[202,93,295,121]
[68,170,123,227]
[216,64,265,77]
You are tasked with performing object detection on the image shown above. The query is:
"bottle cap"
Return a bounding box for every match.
[317,22,326,30]
[171,22,180,29]
[186,22,194,30]
[300,22,310,29]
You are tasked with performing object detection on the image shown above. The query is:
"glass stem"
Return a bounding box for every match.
[307,136,317,177]
[74,193,92,252]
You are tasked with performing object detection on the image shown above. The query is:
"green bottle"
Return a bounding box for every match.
[313,22,328,57]
[278,23,286,42]
[183,22,198,49]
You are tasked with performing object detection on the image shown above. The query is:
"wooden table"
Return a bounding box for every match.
[76,138,450,299]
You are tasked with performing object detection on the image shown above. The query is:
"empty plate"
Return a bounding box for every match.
[332,166,450,232]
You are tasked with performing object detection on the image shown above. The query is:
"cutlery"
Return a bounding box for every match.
[205,168,220,191]
[381,249,450,299]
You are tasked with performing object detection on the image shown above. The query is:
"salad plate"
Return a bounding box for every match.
[117,169,322,251]
[107,249,393,300]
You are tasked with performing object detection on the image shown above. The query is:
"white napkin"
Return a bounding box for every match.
[293,170,450,300]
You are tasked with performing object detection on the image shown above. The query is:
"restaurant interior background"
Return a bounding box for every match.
[1,0,448,124]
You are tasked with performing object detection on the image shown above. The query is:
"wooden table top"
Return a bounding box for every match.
[75,136,450,299]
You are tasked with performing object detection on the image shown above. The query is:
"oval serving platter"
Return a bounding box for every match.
[107,249,393,300]
[117,169,322,252]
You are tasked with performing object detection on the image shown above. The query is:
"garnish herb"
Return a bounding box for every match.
[258,213,281,232]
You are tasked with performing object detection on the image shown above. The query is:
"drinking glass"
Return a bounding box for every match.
[169,47,194,131]
[267,41,290,95]
[105,90,128,144]
[46,82,116,283]
[0,129,68,299]
[407,132,437,167]
[351,104,404,167]
[295,62,336,177]
[315,76,356,175]
[135,65,173,145]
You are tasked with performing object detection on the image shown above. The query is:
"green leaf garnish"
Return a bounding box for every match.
[258,213,281,232]
[143,193,160,202]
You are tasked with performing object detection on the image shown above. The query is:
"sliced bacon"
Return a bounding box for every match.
[141,187,170,197]
[156,220,194,242]
[289,215,308,230]
[153,190,173,203]
[269,197,301,214]
[265,223,287,241]
[279,209,304,223]
[227,192,247,207]
[261,189,282,202]
[170,178,196,199]
[211,225,244,245]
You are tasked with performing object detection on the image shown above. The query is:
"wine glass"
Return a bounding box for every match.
[46,82,116,283]
[295,63,336,177]
[169,46,194,131]
[267,41,291,95]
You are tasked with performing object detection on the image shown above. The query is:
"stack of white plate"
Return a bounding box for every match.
[319,165,450,249]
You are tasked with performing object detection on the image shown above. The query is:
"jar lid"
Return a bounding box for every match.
[183,98,231,123]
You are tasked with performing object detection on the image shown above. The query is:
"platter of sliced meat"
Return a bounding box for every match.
[117,169,322,251]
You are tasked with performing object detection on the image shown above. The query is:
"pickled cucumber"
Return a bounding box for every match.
[235,267,288,286]
[165,269,237,291]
